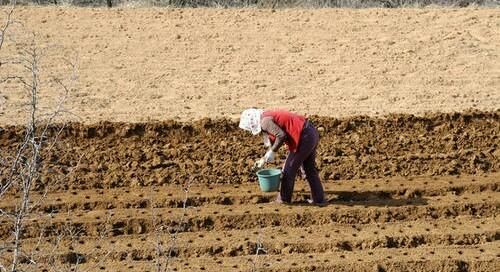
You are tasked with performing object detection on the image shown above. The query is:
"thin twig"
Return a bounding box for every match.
[0,3,15,51]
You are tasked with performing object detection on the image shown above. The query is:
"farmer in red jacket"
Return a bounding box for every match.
[239,108,326,205]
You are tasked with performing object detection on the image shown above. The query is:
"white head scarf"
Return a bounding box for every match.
[239,108,264,135]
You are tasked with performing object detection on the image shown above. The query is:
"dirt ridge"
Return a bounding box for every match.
[4,192,498,240]
[1,111,499,191]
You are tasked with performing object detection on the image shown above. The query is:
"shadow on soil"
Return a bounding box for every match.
[294,190,428,207]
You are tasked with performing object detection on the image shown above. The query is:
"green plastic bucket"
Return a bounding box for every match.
[256,168,281,192]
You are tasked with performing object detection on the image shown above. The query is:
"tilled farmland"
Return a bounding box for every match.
[1,112,499,271]
[1,5,500,272]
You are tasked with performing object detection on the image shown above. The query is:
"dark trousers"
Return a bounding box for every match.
[278,121,325,204]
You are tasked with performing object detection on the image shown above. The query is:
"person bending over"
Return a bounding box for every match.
[239,108,326,205]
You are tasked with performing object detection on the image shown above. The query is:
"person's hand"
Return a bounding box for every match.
[264,150,275,162]
[253,158,265,169]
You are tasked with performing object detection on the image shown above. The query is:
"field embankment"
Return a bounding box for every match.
[1,111,499,190]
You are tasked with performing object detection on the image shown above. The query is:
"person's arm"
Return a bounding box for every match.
[261,116,287,152]
[263,134,271,147]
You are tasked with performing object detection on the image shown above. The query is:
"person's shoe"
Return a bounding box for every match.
[307,199,328,207]
[273,198,290,205]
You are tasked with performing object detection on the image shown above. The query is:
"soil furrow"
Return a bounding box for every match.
[15,229,498,262]
[1,174,498,213]
[24,242,500,272]
[4,192,497,240]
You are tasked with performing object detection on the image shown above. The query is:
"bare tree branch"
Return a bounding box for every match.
[0,3,15,52]
[0,14,83,272]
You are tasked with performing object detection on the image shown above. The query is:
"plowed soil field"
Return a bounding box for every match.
[1,6,500,272]
[1,112,499,271]
[1,173,500,271]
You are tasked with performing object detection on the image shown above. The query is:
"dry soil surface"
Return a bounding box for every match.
[1,112,499,271]
[0,6,499,272]
[1,173,499,271]
[0,7,499,124]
